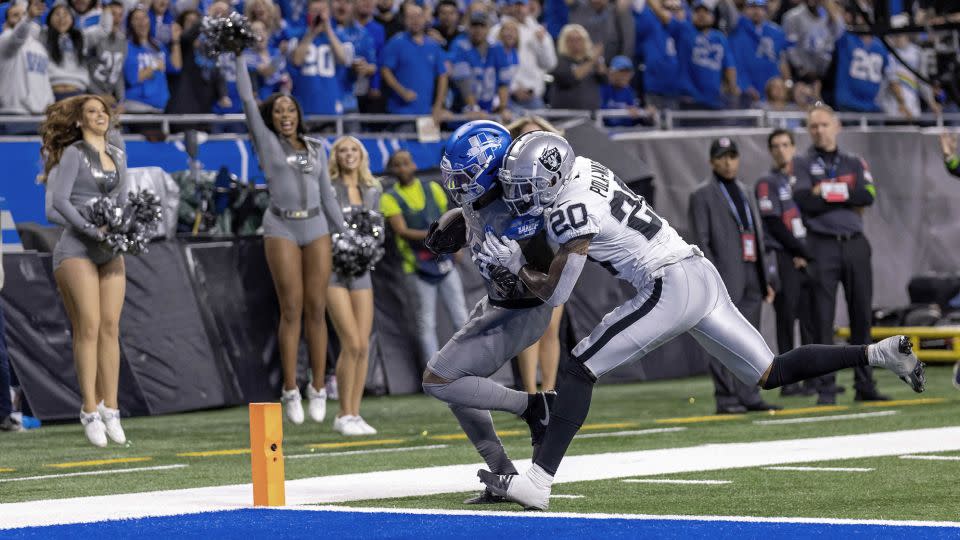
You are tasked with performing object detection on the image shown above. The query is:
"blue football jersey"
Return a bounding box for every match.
[449,37,514,112]
[729,17,790,96]
[288,30,352,115]
[834,32,888,112]
[669,20,735,109]
[633,5,681,97]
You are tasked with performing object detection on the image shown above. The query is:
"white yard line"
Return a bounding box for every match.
[287,445,448,459]
[753,411,898,425]
[0,465,188,484]
[763,466,874,472]
[2,426,960,529]
[290,505,960,528]
[575,427,687,439]
[899,455,960,461]
[622,479,731,485]
[549,495,585,499]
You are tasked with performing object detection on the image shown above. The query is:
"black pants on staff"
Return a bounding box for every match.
[806,232,878,398]
[774,249,817,354]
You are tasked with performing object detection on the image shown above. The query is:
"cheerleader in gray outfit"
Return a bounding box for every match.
[236,54,346,426]
[41,94,127,448]
[326,136,383,436]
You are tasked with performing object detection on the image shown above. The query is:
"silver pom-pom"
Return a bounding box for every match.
[332,209,386,281]
[198,12,258,58]
[83,190,163,255]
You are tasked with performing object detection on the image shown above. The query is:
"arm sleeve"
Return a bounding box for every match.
[123,45,139,86]
[236,55,273,153]
[380,192,401,217]
[551,57,576,88]
[317,150,346,234]
[51,147,100,237]
[847,158,876,207]
[793,188,832,215]
[0,18,33,58]
[761,216,812,259]
[546,203,601,245]
[535,29,557,72]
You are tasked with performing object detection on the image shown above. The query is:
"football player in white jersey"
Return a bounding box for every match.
[474,131,927,511]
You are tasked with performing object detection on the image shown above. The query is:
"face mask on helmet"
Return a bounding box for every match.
[499,168,557,217]
[440,155,487,205]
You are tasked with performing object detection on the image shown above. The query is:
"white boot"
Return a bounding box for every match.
[281,388,304,424]
[97,401,126,444]
[80,409,108,448]
[306,384,327,423]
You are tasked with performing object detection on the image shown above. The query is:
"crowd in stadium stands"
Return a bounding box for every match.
[0,0,954,128]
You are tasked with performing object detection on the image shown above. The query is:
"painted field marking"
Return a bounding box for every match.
[622,479,731,485]
[576,427,687,439]
[899,455,960,462]
[763,466,874,472]
[430,422,640,442]
[754,411,898,425]
[766,405,849,416]
[0,468,15,473]
[308,439,406,450]
[297,505,960,529]
[45,457,153,469]
[549,494,585,499]
[0,464,188,483]
[288,445,448,459]
[178,449,251,457]
[655,414,743,424]
[862,398,946,407]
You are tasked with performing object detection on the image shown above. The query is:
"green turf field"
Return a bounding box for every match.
[1,366,958,521]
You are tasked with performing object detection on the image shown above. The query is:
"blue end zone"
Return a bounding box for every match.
[3,509,958,540]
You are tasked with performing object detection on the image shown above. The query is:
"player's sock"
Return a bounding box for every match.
[423,376,528,415]
[762,345,868,390]
[449,404,518,475]
[534,362,595,476]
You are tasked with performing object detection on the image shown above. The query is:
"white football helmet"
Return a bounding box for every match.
[498,131,576,216]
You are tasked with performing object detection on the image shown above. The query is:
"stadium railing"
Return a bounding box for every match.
[2,109,958,139]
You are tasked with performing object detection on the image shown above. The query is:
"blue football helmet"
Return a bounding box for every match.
[440,120,512,206]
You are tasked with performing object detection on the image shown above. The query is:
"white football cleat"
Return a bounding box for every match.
[97,402,126,444]
[868,336,925,393]
[281,388,304,424]
[354,416,376,435]
[478,468,551,510]
[80,409,108,448]
[306,384,327,423]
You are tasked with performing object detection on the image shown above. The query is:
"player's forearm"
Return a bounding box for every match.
[518,236,591,306]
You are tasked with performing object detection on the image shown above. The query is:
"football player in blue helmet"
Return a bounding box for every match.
[422,120,560,505]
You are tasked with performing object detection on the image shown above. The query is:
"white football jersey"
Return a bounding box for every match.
[545,157,697,287]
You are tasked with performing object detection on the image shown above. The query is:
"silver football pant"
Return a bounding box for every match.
[575,255,774,385]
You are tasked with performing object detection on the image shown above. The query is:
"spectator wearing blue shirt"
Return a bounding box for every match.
[245,19,291,101]
[830,8,905,114]
[632,0,683,109]
[124,4,181,112]
[449,11,513,116]
[355,0,386,111]
[600,55,650,126]
[728,0,792,106]
[332,0,376,114]
[149,0,175,47]
[381,2,448,122]
[543,0,568,39]
[288,0,352,115]
[277,0,309,38]
[68,0,101,29]
[649,0,739,110]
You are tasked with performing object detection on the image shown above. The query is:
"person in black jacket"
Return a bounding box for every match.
[792,104,887,403]
[755,129,818,399]
[164,7,228,128]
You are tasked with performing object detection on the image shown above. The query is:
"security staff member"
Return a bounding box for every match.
[690,137,781,414]
[793,104,887,403]
[755,129,817,398]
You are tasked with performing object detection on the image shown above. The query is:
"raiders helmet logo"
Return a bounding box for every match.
[539,147,562,173]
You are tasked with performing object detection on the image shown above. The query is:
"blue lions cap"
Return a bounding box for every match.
[610,55,633,71]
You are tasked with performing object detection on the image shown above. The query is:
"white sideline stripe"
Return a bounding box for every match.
[764,466,874,472]
[576,427,687,439]
[899,455,960,461]
[287,445,448,459]
[753,411,898,425]
[3,426,960,530]
[291,505,960,528]
[0,464,188,483]
[622,479,731,485]
[549,495,585,499]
